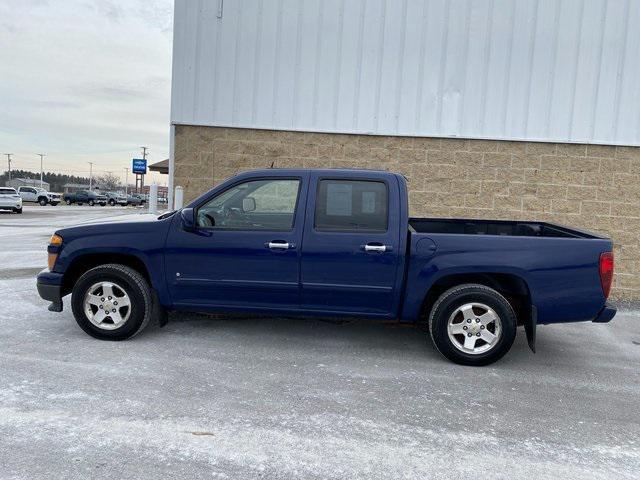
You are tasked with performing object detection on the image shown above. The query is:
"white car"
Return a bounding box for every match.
[17,186,61,206]
[105,192,128,206]
[0,187,23,213]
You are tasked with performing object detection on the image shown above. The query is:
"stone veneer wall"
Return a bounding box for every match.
[174,125,640,300]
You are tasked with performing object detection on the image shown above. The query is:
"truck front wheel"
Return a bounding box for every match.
[428,284,517,366]
[71,264,153,340]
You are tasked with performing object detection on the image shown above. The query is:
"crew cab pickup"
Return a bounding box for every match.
[17,186,61,206]
[37,169,616,365]
[63,190,107,206]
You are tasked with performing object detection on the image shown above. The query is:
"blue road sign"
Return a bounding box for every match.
[132,158,147,174]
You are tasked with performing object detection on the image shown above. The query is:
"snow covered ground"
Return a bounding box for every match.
[0,206,639,479]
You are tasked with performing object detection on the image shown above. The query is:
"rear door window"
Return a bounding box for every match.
[314,180,388,232]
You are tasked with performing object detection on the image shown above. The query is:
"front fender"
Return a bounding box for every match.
[52,217,173,304]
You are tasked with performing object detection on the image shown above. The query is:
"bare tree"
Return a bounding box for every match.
[96,172,121,191]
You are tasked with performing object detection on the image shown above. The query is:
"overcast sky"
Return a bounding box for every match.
[0,0,173,184]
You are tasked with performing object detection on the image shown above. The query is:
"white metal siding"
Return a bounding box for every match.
[171,0,640,146]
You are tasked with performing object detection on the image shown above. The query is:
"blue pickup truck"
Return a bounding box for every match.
[37,169,616,365]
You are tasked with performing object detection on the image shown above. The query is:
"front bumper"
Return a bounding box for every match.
[37,269,64,312]
[592,303,617,323]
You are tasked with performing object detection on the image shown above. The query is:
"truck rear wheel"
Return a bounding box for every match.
[428,284,517,366]
[38,197,48,206]
[71,264,153,341]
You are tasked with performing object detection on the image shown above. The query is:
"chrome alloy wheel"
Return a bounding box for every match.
[83,281,132,330]
[447,303,502,355]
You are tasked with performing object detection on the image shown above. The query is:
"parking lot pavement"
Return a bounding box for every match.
[1,207,639,479]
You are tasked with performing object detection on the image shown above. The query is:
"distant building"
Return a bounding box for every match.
[5,178,50,191]
[140,184,168,200]
[62,183,104,193]
[62,183,89,193]
[148,159,168,175]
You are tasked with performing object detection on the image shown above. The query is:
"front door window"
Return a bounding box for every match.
[197,179,300,231]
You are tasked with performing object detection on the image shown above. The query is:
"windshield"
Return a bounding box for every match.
[0,188,17,195]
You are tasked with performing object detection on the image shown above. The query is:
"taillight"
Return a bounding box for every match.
[599,252,614,299]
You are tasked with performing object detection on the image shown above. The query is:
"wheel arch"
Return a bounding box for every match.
[61,253,153,297]
[419,272,533,328]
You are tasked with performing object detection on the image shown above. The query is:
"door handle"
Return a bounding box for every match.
[363,244,391,253]
[267,241,293,250]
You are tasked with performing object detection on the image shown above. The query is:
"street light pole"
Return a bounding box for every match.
[88,162,94,191]
[4,154,12,181]
[124,168,129,196]
[139,146,148,194]
[37,154,45,189]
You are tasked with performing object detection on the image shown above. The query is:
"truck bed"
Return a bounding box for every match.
[409,218,600,239]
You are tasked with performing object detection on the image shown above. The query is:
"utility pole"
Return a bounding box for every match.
[137,146,148,194]
[124,168,129,196]
[4,154,12,181]
[37,154,45,188]
[88,162,94,191]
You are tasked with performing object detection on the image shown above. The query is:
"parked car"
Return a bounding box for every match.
[37,169,616,366]
[63,190,107,206]
[17,186,61,206]
[0,187,22,213]
[105,192,127,206]
[126,194,145,206]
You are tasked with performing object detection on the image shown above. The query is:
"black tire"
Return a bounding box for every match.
[109,199,115,206]
[71,264,153,341]
[99,202,106,206]
[65,199,72,205]
[38,197,48,206]
[428,284,517,366]
[88,199,95,206]
[14,208,22,214]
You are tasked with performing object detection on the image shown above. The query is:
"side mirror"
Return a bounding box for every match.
[242,197,256,213]
[181,207,196,231]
